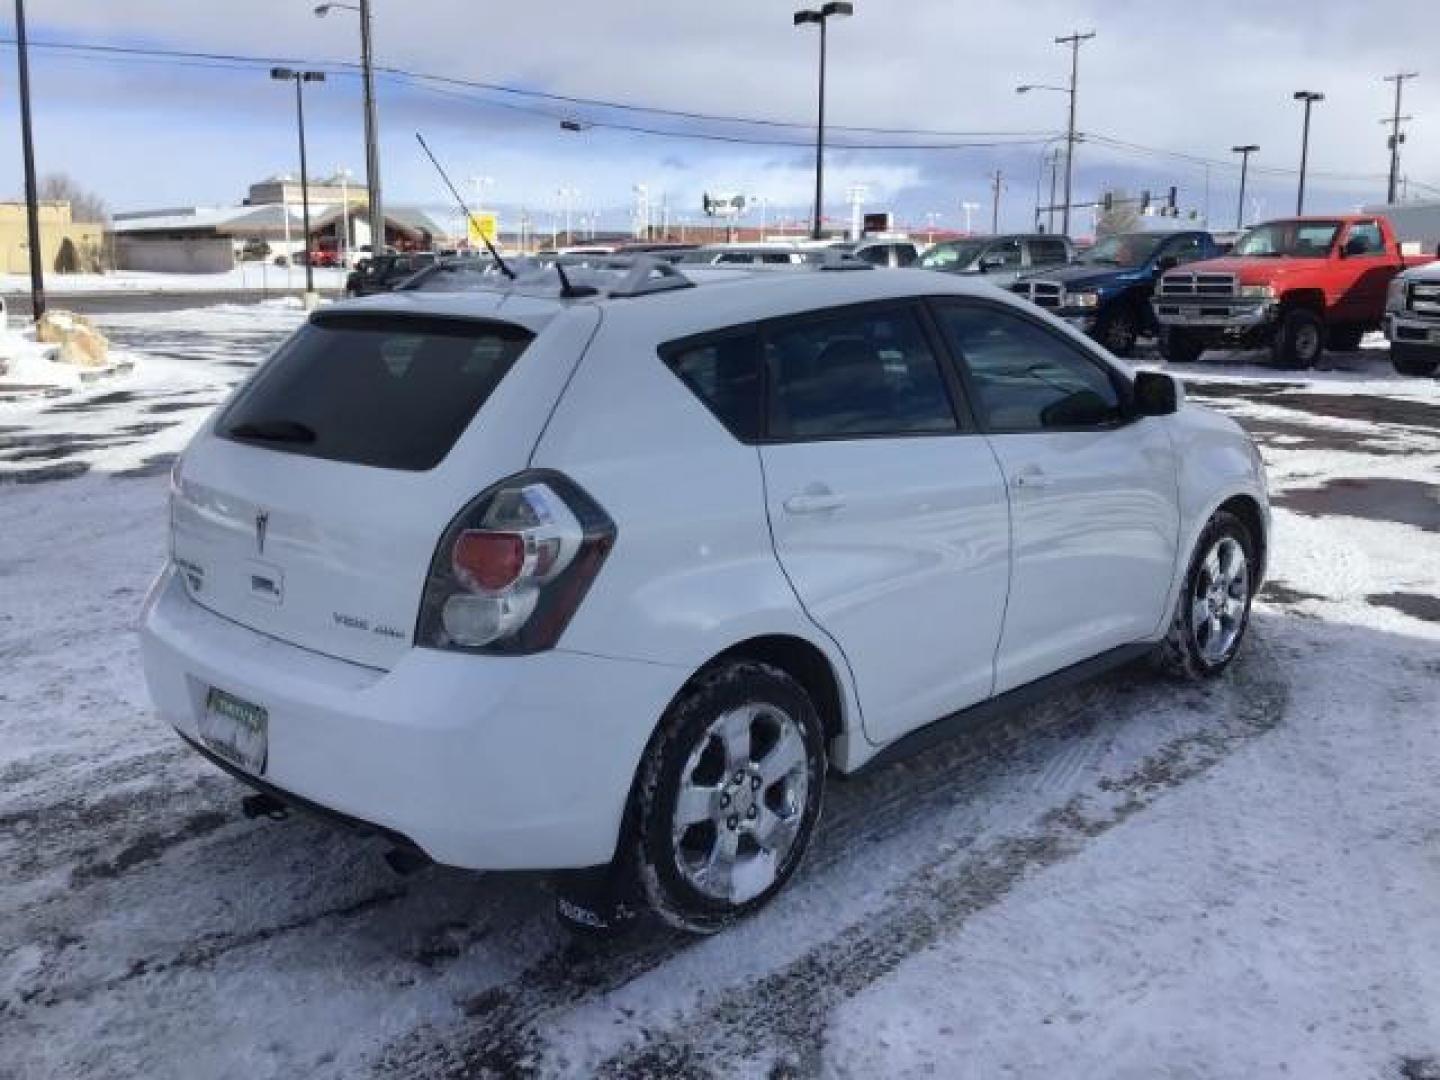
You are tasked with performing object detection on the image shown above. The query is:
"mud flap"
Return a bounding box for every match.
[551,858,643,937]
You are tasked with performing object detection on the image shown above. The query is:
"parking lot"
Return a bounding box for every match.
[2,302,1439,1078]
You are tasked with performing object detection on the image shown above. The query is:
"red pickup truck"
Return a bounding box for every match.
[1153,215,1426,367]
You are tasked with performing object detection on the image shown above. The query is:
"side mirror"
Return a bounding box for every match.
[1156,254,1179,271]
[1132,370,1179,416]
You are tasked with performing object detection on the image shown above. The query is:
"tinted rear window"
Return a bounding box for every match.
[220,313,533,471]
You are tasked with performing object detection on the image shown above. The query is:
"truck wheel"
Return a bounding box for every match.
[1327,325,1365,352]
[1271,308,1324,369]
[1159,327,1206,364]
[1391,343,1440,377]
[632,660,827,934]
[1095,307,1139,357]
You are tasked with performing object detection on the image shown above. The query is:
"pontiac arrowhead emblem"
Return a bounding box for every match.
[255,510,270,555]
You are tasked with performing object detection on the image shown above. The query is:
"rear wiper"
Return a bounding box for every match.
[227,419,317,444]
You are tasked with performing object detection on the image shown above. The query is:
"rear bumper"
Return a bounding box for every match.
[1386,313,1440,346]
[1154,299,1277,330]
[139,566,685,870]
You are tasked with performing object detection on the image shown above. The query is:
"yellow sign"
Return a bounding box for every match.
[467,212,498,246]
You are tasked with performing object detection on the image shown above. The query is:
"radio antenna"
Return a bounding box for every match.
[414,131,515,280]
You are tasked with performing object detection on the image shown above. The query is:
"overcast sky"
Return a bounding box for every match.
[1,0,1437,236]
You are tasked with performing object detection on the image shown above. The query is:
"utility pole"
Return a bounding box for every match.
[989,169,1004,233]
[271,68,326,306]
[961,200,979,235]
[1231,144,1259,229]
[1293,90,1324,215]
[1382,72,1419,205]
[14,0,46,321]
[1056,31,1094,237]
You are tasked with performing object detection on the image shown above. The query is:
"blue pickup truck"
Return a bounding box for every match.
[1009,230,1221,356]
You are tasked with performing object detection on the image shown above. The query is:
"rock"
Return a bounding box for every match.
[35,310,110,369]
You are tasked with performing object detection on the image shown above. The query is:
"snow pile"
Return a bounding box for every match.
[0,266,349,295]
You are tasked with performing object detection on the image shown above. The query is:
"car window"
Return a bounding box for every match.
[1345,220,1384,255]
[1027,238,1069,266]
[986,239,1024,268]
[858,246,891,266]
[762,253,797,265]
[765,306,958,439]
[895,244,919,267]
[662,331,761,442]
[716,252,757,265]
[220,313,533,470]
[1164,235,1209,265]
[934,302,1123,432]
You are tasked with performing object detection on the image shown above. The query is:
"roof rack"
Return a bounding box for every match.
[606,256,697,297]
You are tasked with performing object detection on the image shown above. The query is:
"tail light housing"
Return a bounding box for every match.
[416,470,616,655]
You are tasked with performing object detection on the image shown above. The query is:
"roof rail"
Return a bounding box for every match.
[605,256,696,297]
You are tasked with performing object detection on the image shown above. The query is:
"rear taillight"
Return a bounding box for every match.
[416,470,616,654]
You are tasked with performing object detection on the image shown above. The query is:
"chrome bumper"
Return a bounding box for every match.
[1385,313,1440,345]
[1153,299,1276,329]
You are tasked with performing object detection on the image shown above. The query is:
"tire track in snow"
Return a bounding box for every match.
[591,649,1290,1078]
[376,659,1259,1079]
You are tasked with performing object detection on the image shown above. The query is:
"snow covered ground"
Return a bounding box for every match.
[1,266,348,295]
[1,308,1438,1079]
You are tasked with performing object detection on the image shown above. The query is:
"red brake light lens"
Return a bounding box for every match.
[452,530,526,593]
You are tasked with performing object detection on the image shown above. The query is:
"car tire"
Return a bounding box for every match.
[1391,343,1440,377]
[1159,327,1206,364]
[1153,510,1257,681]
[1327,325,1365,352]
[632,660,827,934]
[1096,306,1139,356]
[1271,308,1325,369]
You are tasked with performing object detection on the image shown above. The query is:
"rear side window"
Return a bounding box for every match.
[765,306,958,439]
[1028,238,1069,265]
[662,331,762,442]
[220,313,533,471]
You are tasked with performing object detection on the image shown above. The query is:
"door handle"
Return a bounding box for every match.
[784,491,846,515]
[1010,468,1053,491]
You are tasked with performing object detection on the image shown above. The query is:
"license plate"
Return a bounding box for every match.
[200,688,269,775]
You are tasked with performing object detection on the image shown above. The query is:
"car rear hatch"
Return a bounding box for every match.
[171,299,598,670]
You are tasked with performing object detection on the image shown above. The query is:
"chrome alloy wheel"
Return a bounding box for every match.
[671,703,810,905]
[1192,535,1249,665]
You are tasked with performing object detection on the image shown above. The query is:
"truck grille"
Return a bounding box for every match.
[1011,280,1064,309]
[1158,272,1237,298]
[1409,282,1440,318]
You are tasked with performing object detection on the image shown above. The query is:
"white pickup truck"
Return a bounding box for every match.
[1386,259,1440,376]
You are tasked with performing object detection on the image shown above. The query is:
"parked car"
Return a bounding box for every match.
[1384,257,1440,376]
[677,244,824,267]
[141,258,1269,934]
[344,252,438,297]
[1010,231,1221,356]
[1154,216,1427,368]
[920,233,1073,288]
[829,237,921,268]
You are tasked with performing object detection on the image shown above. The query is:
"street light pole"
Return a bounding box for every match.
[794,2,853,241]
[1383,72,1418,205]
[272,67,326,305]
[14,0,45,321]
[316,2,383,255]
[1231,144,1259,229]
[1293,90,1324,215]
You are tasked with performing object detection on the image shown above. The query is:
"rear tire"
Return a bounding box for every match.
[632,660,826,934]
[1159,327,1206,364]
[1154,510,1257,681]
[1271,308,1324,369]
[1391,343,1440,377]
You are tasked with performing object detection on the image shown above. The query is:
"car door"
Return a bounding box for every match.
[759,302,1011,744]
[1332,219,1392,322]
[932,298,1180,693]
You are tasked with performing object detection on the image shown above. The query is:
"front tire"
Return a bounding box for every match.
[1159,327,1206,364]
[1272,308,1324,369]
[1154,510,1257,681]
[633,660,826,934]
[1391,343,1440,377]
